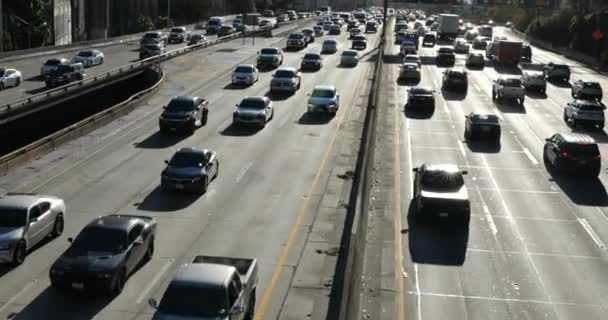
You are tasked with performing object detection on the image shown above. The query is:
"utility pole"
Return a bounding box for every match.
[168,0,171,20]
[0,0,3,52]
[104,0,109,39]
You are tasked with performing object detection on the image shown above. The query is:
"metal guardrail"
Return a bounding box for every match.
[0,24,277,117]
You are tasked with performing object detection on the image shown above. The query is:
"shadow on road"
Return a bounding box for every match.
[25,86,50,95]
[548,173,608,206]
[297,112,334,125]
[493,100,527,114]
[493,64,522,75]
[382,54,403,64]
[24,75,43,82]
[441,88,467,101]
[405,107,435,119]
[219,123,261,136]
[397,78,421,86]
[265,90,293,101]
[547,79,572,88]
[407,201,469,266]
[136,185,199,211]
[525,90,547,99]
[465,140,501,153]
[134,131,185,149]
[223,83,251,90]
[520,62,545,72]
[8,286,110,320]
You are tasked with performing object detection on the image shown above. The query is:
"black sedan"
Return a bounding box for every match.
[50,214,157,296]
[352,39,367,50]
[406,87,435,110]
[161,147,219,194]
[464,113,501,142]
[436,47,455,66]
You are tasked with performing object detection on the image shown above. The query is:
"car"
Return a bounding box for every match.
[398,63,421,81]
[323,21,334,31]
[572,80,603,100]
[302,28,315,43]
[139,37,165,59]
[340,50,360,66]
[395,31,409,44]
[352,39,367,50]
[301,53,324,70]
[543,133,601,176]
[0,194,65,266]
[544,63,570,81]
[403,54,421,67]
[492,77,525,105]
[161,147,219,193]
[49,214,157,295]
[168,27,191,43]
[40,58,69,77]
[206,16,225,34]
[44,63,85,87]
[270,67,301,93]
[313,25,325,36]
[563,99,606,130]
[0,68,22,90]
[453,38,470,54]
[366,21,378,33]
[422,33,436,47]
[329,25,342,35]
[307,85,340,115]
[140,32,167,49]
[521,71,547,93]
[405,87,434,109]
[414,21,423,29]
[217,25,237,37]
[257,47,284,68]
[278,14,289,22]
[410,163,470,225]
[521,44,532,61]
[417,26,426,36]
[287,33,307,50]
[232,64,259,86]
[347,20,359,31]
[505,21,513,28]
[350,27,363,39]
[159,96,209,134]
[464,30,478,42]
[464,113,501,142]
[322,40,338,54]
[148,255,258,320]
[71,49,104,67]
[464,22,474,30]
[430,22,438,31]
[465,53,485,68]
[395,22,408,32]
[472,36,489,49]
[400,42,417,57]
[187,33,207,46]
[233,96,274,128]
[436,47,455,66]
[442,68,468,92]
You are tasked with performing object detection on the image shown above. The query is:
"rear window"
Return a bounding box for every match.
[554,64,569,70]
[260,48,278,54]
[342,51,357,57]
[439,48,454,53]
[565,143,599,157]
[421,170,465,191]
[448,72,466,79]
[289,34,304,39]
[45,59,63,66]
[324,40,337,45]
[410,88,432,94]
[171,28,184,33]
[583,82,601,88]
[502,78,522,87]
[579,104,604,111]
[304,53,320,60]
[275,70,295,78]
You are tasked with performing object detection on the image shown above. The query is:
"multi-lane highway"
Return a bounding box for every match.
[0,21,381,319]
[355,20,608,320]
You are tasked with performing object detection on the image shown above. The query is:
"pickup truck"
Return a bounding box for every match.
[149,256,258,320]
[492,77,526,105]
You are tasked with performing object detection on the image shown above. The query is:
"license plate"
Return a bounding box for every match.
[175,184,184,189]
[439,212,449,218]
[71,283,84,289]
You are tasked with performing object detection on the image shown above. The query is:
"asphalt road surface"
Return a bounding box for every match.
[355,21,608,320]
[0,24,381,319]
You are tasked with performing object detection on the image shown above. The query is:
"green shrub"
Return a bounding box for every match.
[135,15,155,33]
[155,16,175,29]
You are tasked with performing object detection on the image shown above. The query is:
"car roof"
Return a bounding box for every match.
[313,84,336,91]
[242,96,268,102]
[557,133,597,144]
[174,263,232,289]
[175,146,208,156]
[0,194,47,209]
[572,99,604,106]
[170,96,197,103]
[236,64,255,68]
[422,163,461,173]
[470,113,499,123]
[409,86,433,94]
[87,214,143,231]
[277,66,298,72]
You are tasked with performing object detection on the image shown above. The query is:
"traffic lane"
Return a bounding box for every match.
[0,31,378,319]
[400,43,599,320]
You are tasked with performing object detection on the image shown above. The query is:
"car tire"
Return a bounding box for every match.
[0,82,4,91]
[145,238,155,261]
[214,162,220,180]
[12,240,26,266]
[245,291,256,320]
[200,177,209,194]
[51,214,64,237]
[100,57,104,65]
[519,98,525,106]
[543,151,553,170]
[15,77,21,87]
[109,269,126,296]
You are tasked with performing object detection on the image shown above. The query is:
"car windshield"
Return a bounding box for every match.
[421,170,464,191]
[473,114,499,124]
[554,65,569,70]
[169,151,205,167]
[143,37,160,44]
[220,26,232,31]
[502,78,522,87]
[439,48,454,53]
[311,89,335,98]
[275,70,294,78]
[53,65,73,73]
[342,51,357,57]
[68,226,127,255]
[235,66,254,73]
[584,82,601,88]
[304,54,320,60]
[449,72,466,79]
[410,88,432,94]
[167,99,195,112]
[171,28,184,33]
[239,98,266,110]
[45,59,63,66]
[0,208,27,227]
[158,284,227,317]
[260,48,278,55]
[77,51,93,57]
[289,34,304,39]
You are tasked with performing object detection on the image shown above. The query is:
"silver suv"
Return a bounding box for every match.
[0,194,65,265]
[492,77,525,105]
[521,71,547,93]
[563,99,606,130]
[571,80,603,101]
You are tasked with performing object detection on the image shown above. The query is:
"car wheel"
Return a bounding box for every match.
[200,177,209,194]
[492,89,496,100]
[12,240,26,266]
[214,162,220,180]
[145,238,154,261]
[109,269,126,296]
[0,82,4,91]
[519,98,525,106]
[100,57,104,65]
[464,128,470,140]
[15,77,21,87]
[51,214,64,237]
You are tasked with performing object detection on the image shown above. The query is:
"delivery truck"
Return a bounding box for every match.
[493,40,522,65]
[437,14,459,41]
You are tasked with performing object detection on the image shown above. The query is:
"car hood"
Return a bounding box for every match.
[0,227,24,242]
[235,108,265,116]
[54,251,124,272]
[421,186,468,200]
[164,166,206,179]
[309,96,337,105]
[153,314,228,320]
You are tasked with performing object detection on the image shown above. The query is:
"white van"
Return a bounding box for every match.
[207,16,225,34]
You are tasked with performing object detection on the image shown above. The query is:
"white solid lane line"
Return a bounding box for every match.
[578,218,607,250]
[135,258,175,304]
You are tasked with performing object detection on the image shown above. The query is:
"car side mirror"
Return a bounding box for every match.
[545,138,551,142]
[148,298,158,309]
[461,170,468,175]
[164,160,169,164]
[412,167,419,172]
[67,237,73,243]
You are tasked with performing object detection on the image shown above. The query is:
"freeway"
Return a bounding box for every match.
[355,20,608,319]
[0,21,381,319]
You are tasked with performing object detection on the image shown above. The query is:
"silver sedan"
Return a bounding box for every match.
[72,49,105,67]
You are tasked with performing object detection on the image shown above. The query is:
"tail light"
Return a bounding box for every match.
[594,154,601,160]
[560,151,572,158]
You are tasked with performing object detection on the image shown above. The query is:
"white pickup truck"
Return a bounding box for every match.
[149,256,258,320]
[492,77,526,105]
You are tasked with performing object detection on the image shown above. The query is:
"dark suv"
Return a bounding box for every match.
[44,63,85,87]
[543,133,601,176]
[442,68,468,92]
[436,47,455,66]
[464,112,501,142]
[159,96,209,134]
[544,63,570,82]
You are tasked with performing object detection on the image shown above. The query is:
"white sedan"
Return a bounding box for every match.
[231,64,259,86]
[0,68,22,90]
[71,49,105,67]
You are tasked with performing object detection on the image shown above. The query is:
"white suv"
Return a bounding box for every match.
[571,80,603,101]
[521,71,547,93]
[492,77,525,105]
[563,99,605,130]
